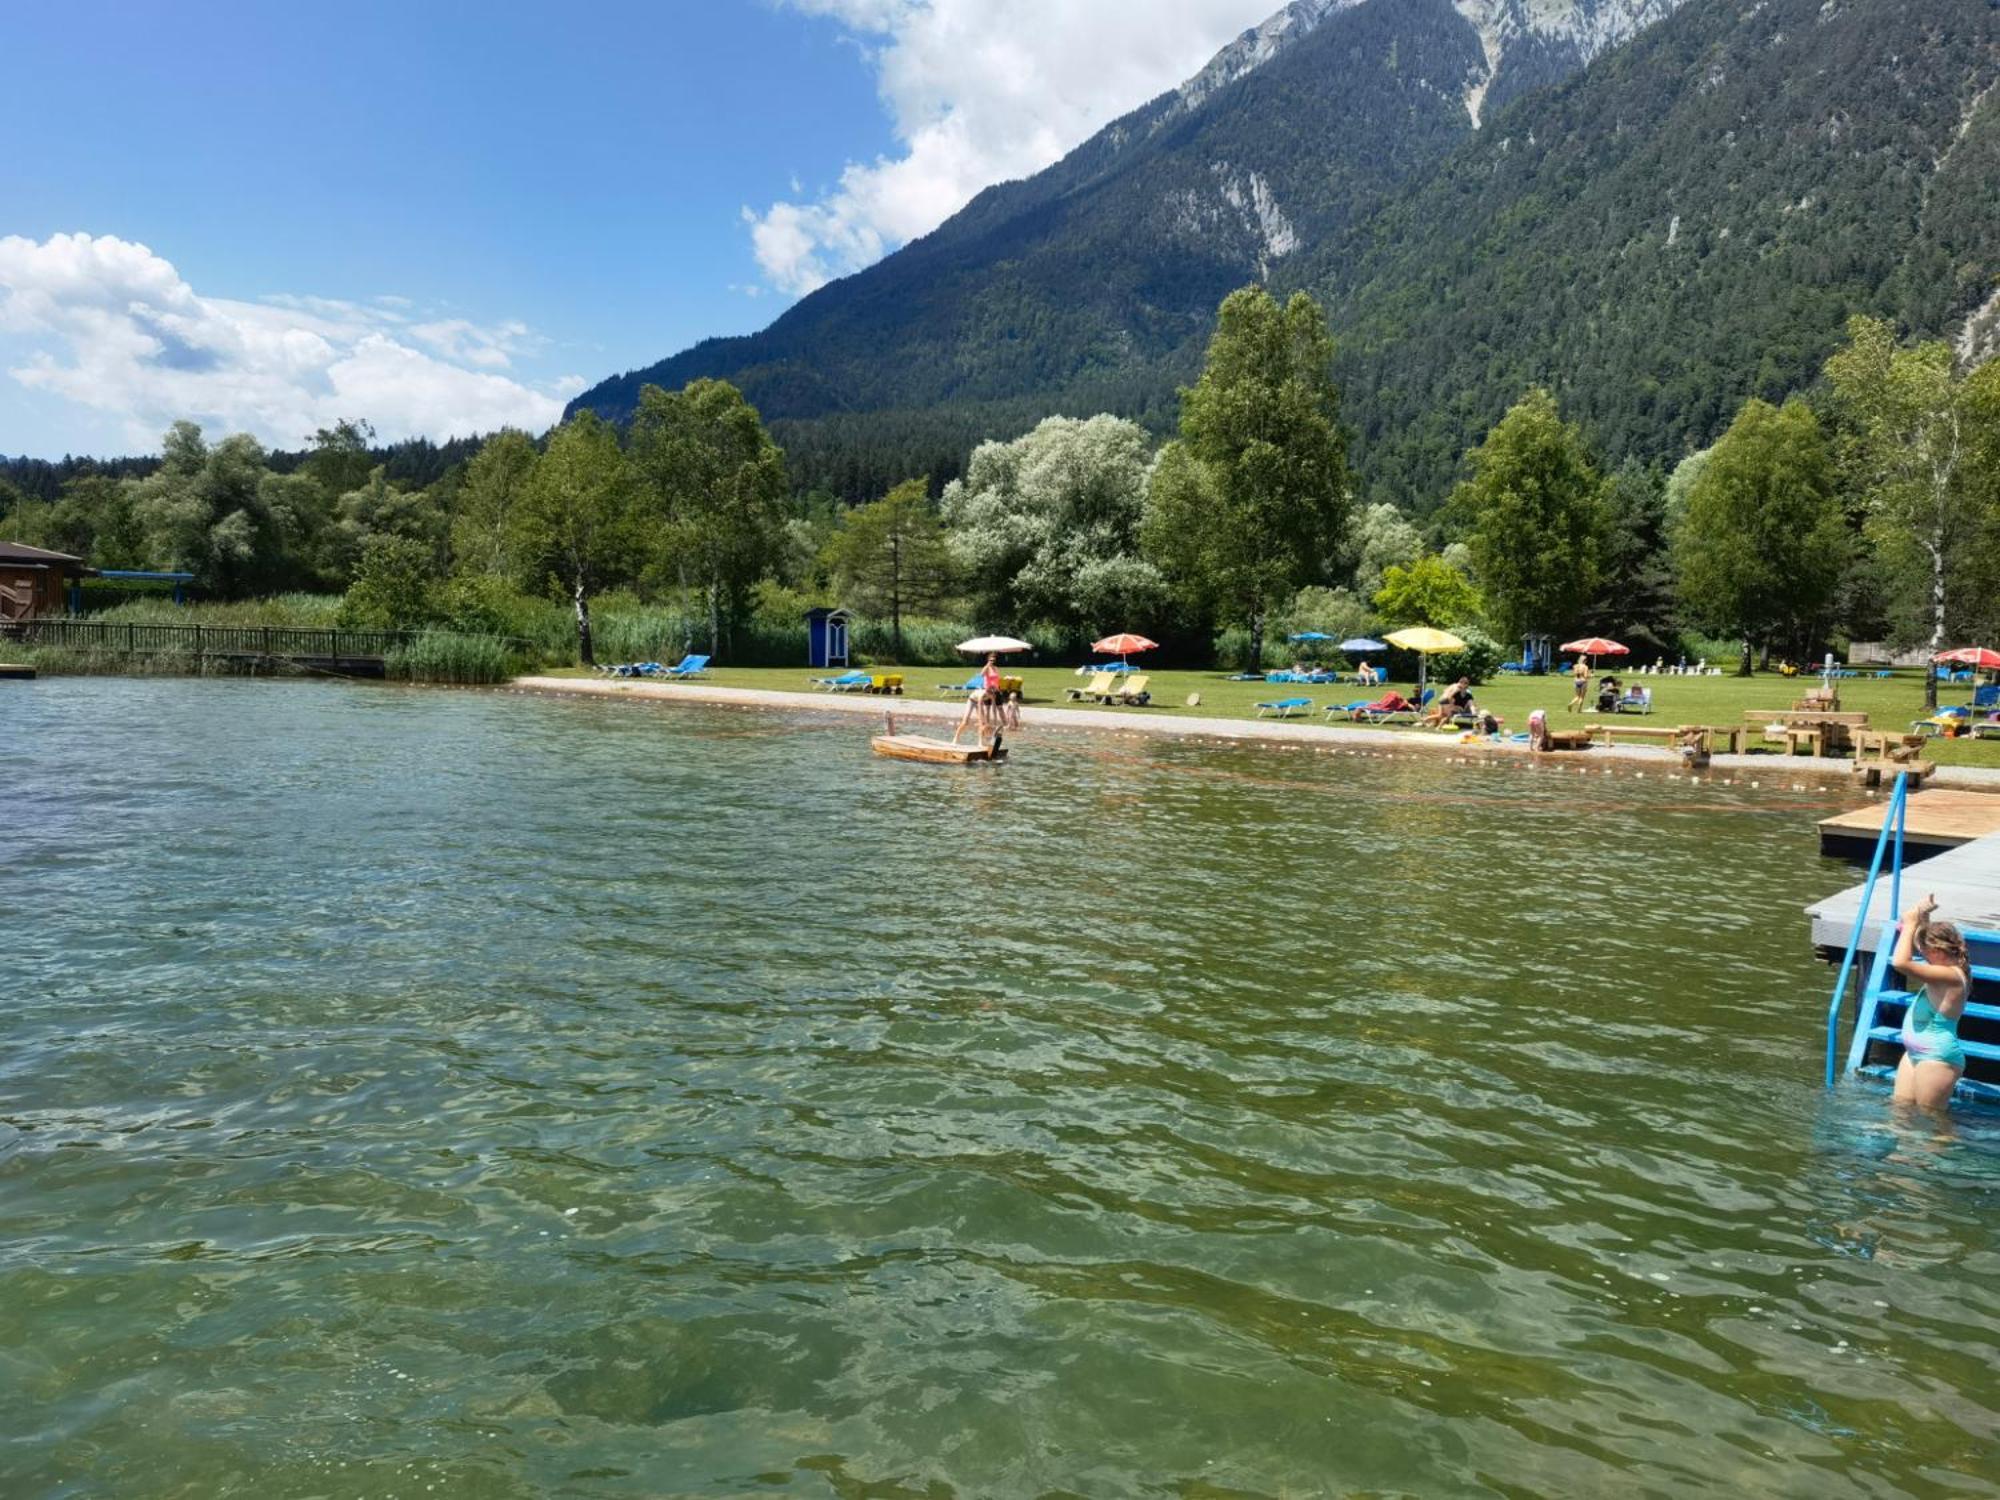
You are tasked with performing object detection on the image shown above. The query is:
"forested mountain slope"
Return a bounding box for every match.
[571,0,1999,507]
[1312,0,2000,505]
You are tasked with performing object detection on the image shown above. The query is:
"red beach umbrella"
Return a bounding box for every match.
[1934,646,2000,669]
[1559,637,1629,658]
[1091,633,1158,655]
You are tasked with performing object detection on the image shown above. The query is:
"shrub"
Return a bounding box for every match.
[338,536,440,630]
[1430,624,1504,685]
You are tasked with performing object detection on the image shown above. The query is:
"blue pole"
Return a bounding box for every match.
[1889,769,1906,922]
[1824,771,1906,1087]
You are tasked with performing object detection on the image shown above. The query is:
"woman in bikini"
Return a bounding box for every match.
[1891,894,1972,1114]
[951,653,1003,745]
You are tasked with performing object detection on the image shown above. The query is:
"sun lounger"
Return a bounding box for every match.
[1255,696,1311,719]
[1355,687,1434,724]
[1066,671,1117,702]
[663,654,709,678]
[1108,673,1151,706]
[938,673,981,696]
[815,670,872,691]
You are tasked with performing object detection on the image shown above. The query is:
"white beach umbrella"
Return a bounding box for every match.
[957,636,1033,654]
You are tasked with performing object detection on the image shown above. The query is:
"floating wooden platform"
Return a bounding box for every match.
[870,733,1006,765]
[1817,788,2000,859]
[1809,820,2000,955]
[0,663,33,680]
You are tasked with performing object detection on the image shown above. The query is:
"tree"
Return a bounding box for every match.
[337,534,439,630]
[1449,389,1609,645]
[508,411,635,665]
[1673,397,1848,673]
[1143,286,1351,667]
[940,413,1164,633]
[455,430,540,579]
[1372,553,1483,629]
[1825,316,1984,707]
[329,465,447,578]
[821,479,959,659]
[1351,502,1422,602]
[1585,459,1676,653]
[628,379,788,655]
[304,418,377,502]
[128,423,288,596]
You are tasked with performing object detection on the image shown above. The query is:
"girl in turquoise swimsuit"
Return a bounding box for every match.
[1891,894,1972,1113]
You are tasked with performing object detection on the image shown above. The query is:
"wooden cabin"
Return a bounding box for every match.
[0,542,94,622]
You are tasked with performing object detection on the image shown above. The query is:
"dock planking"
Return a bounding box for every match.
[1808,826,2000,956]
[1817,788,2000,858]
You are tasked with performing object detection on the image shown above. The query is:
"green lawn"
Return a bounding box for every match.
[541,661,2000,768]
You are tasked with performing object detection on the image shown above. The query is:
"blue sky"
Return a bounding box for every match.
[0,0,1276,458]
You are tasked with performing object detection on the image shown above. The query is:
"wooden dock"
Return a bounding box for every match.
[871,733,1006,765]
[1817,788,2000,859]
[1808,816,2000,956]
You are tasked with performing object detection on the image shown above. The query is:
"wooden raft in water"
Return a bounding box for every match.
[870,733,1006,765]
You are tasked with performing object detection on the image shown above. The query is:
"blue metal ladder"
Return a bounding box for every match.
[1825,772,2000,1105]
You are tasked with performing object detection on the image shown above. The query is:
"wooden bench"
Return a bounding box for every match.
[1538,728,1593,751]
[1586,723,1678,747]
[1746,709,1870,727]
[1850,729,1936,787]
[1679,724,1743,755]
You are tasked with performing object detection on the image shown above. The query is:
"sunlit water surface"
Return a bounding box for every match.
[5,679,1998,1498]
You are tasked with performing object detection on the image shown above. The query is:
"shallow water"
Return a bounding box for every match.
[4,678,1997,1498]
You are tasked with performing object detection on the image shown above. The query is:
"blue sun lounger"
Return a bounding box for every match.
[663,654,710,679]
[1255,696,1311,719]
[814,670,872,691]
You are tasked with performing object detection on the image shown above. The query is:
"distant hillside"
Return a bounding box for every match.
[570,0,1999,507]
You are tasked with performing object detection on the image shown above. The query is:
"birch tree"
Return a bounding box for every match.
[1825,316,1977,707]
[509,411,635,666]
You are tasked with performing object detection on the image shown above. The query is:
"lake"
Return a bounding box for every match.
[5,678,1997,1497]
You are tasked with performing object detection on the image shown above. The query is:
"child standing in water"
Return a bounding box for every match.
[1891,894,1972,1113]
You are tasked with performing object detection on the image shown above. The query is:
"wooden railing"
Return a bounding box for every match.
[1,618,418,659]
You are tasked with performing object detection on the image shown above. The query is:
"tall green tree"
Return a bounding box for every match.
[1142,286,1351,667]
[940,413,1164,633]
[822,479,959,660]
[1673,397,1848,674]
[628,378,788,656]
[1372,553,1483,630]
[508,411,635,666]
[128,422,288,595]
[1824,316,1983,706]
[1449,389,1609,645]
[304,418,377,502]
[1585,459,1676,652]
[454,429,540,579]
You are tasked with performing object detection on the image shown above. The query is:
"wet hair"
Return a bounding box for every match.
[1917,920,1972,983]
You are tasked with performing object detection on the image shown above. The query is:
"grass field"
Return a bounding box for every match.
[542,661,2000,768]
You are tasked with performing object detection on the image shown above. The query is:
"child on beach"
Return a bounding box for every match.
[1569,659,1590,713]
[1891,894,1971,1113]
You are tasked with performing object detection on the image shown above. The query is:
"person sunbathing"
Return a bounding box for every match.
[1350,690,1413,720]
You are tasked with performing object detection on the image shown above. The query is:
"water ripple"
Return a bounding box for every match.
[3,678,1996,1498]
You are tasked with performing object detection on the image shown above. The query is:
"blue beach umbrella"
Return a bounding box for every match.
[1289,631,1333,642]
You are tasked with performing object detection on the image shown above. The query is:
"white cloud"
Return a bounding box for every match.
[748,0,1280,295]
[0,232,581,451]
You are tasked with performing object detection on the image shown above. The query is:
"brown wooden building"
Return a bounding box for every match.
[0,542,95,622]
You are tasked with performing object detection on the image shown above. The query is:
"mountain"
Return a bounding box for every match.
[571,0,2000,508]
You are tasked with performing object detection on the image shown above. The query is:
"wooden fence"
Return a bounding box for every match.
[0,618,473,663]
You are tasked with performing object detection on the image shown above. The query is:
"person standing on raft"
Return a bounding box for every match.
[1891,894,1971,1113]
[952,652,1003,746]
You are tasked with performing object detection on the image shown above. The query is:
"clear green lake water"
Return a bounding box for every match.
[4,678,1998,1498]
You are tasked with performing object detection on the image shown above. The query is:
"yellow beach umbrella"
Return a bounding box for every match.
[1384,626,1468,707]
